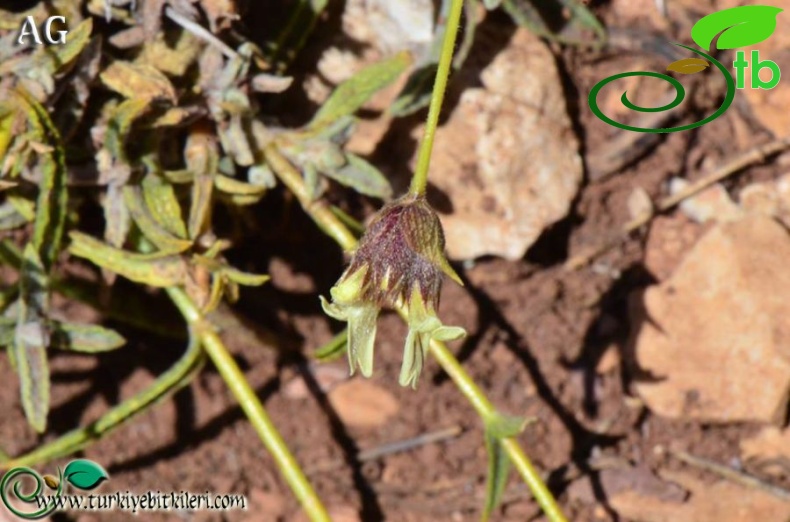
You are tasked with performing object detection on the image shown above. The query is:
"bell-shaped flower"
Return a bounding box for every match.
[320,195,466,387]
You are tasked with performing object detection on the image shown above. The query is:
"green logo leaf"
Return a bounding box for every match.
[691,5,783,51]
[63,460,109,490]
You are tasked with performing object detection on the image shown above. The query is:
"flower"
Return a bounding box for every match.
[320,194,466,388]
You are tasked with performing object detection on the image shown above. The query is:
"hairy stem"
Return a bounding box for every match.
[409,0,465,197]
[166,287,331,522]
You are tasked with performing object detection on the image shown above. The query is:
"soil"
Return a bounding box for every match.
[2,1,789,521]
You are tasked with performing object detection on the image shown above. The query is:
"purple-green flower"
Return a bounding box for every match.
[320,195,466,388]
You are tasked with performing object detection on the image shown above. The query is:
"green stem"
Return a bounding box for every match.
[429,338,568,522]
[165,287,331,522]
[2,332,204,469]
[409,0,465,197]
[268,145,568,522]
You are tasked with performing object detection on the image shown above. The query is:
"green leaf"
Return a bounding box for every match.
[63,459,109,490]
[310,51,412,129]
[13,245,51,433]
[50,323,126,353]
[324,153,392,199]
[482,412,530,521]
[52,18,94,70]
[502,0,606,47]
[691,5,782,51]
[483,0,503,8]
[15,88,68,272]
[483,433,510,522]
[268,0,329,71]
[123,184,192,254]
[220,266,271,287]
[142,172,188,239]
[314,329,348,362]
[69,232,188,288]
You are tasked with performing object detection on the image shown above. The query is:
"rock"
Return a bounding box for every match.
[631,215,790,423]
[643,214,704,281]
[327,378,399,428]
[610,469,790,522]
[671,178,743,224]
[429,28,582,260]
[740,426,790,476]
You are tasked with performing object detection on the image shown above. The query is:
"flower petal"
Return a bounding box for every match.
[432,325,466,341]
[346,303,379,377]
[399,328,430,389]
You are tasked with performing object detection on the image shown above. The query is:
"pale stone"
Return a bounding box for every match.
[631,215,790,423]
[327,378,399,428]
[610,470,790,522]
[429,28,582,260]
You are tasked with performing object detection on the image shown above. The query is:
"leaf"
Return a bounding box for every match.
[691,5,783,51]
[325,153,392,199]
[309,51,412,129]
[63,459,109,490]
[483,432,510,522]
[314,329,348,362]
[142,173,188,239]
[483,0,503,8]
[69,232,188,288]
[502,0,606,47]
[268,0,329,71]
[52,18,94,70]
[50,323,126,353]
[667,57,711,74]
[220,266,270,287]
[15,88,68,272]
[482,412,530,521]
[214,174,268,197]
[100,61,177,102]
[123,185,192,253]
[13,245,51,433]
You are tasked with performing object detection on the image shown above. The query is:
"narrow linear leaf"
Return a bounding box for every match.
[214,174,269,197]
[314,328,348,362]
[310,51,412,129]
[50,322,126,353]
[483,433,510,522]
[482,412,531,520]
[185,125,219,239]
[221,266,270,287]
[15,88,68,271]
[13,245,51,433]
[69,232,188,288]
[325,153,392,198]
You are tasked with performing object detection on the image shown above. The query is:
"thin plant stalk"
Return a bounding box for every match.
[265,143,568,522]
[1,331,205,469]
[409,0,465,197]
[165,287,331,522]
